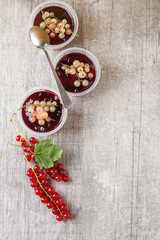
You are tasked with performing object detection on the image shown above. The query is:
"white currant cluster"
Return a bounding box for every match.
[28,100,57,126]
[40,11,72,39]
[61,60,94,87]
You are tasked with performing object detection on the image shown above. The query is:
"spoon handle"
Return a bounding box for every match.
[43,49,72,109]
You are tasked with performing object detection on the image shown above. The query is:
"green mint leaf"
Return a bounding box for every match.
[34,139,63,169]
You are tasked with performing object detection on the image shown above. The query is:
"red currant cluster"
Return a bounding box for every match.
[27,166,70,221]
[16,135,38,162]
[16,135,70,221]
[45,162,69,182]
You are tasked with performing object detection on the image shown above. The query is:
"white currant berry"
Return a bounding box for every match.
[29,116,36,123]
[70,65,74,68]
[73,60,80,68]
[62,19,67,24]
[40,101,46,106]
[28,106,34,113]
[65,24,70,29]
[38,119,45,125]
[50,32,56,38]
[85,67,90,73]
[51,18,57,24]
[42,112,48,119]
[40,22,46,28]
[60,28,65,33]
[82,80,89,86]
[34,100,39,105]
[85,63,90,68]
[44,106,49,111]
[49,12,54,17]
[77,67,83,72]
[52,101,57,106]
[58,22,65,28]
[42,14,47,20]
[88,72,94,78]
[46,117,51,122]
[55,27,60,33]
[80,62,85,67]
[62,65,67,70]
[46,18,52,24]
[78,71,86,78]
[50,106,56,112]
[70,68,76,75]
[66,28,72,35]
[32,111,37,117]
[36,106,43,113]
[59,33,65,39]
[45,29,50,34]
[74,80,81,87]
[37,114,43,120]
[49,23,55,29]
[47,101,52,106]
[44,12,49,17]
[65,68,70,74]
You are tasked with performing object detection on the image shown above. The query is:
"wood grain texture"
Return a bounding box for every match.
[1,0,160,239]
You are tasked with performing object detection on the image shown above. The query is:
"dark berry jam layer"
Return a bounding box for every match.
[33,6,74,45]
[22,91,63,133]
[55,53,96,93]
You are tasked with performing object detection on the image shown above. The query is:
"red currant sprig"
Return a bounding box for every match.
[45,161,69,182]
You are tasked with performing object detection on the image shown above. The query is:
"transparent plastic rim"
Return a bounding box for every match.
[18,87,68,136]
[53,47,101,96]
[30,0,79,50]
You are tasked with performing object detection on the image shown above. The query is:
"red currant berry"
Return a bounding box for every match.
[57,163,63,170]
[63,176,69,182]
[35,188,43,196]
[54,162,58,168]
[60,204,67,212]
[29,137,37,144]
[16,135,21,142]
[47,201,54,209]
[25,155,32,162]
[30,181,38,188]
[47,186,55,194]
[41,197,49,203]
[27,169,34,177]
[56,214,63,221]
[41,179,49,186]
[46,169,51,174]
[52,208,58,215]
[52,192,60,200]
[51,175,56,179]
[55,175,62,182]
[34,165,40,172]
[50,168,57,175]
[44,186,49,191]
[21,140,27,147]
[29,175,36,181]
[23,148,29,153]
[38,172,46,179]
[60,169,66,176]
[31,154,35,161]
[56,199,63,206]
[28,146,34,153]
[63,212,70,219]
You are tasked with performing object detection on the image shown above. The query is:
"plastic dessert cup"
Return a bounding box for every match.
[18,87,68,136]
[53,47,101,96]
[30,0,78,50]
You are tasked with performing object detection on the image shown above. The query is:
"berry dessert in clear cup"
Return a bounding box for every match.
[18,87,67,136]
[30,1,78,50]
[53,48,101,96]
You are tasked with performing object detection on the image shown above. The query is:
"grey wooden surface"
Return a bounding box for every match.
[1,0,160,239]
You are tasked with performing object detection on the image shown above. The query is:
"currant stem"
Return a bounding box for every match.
[11,114,62,215]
